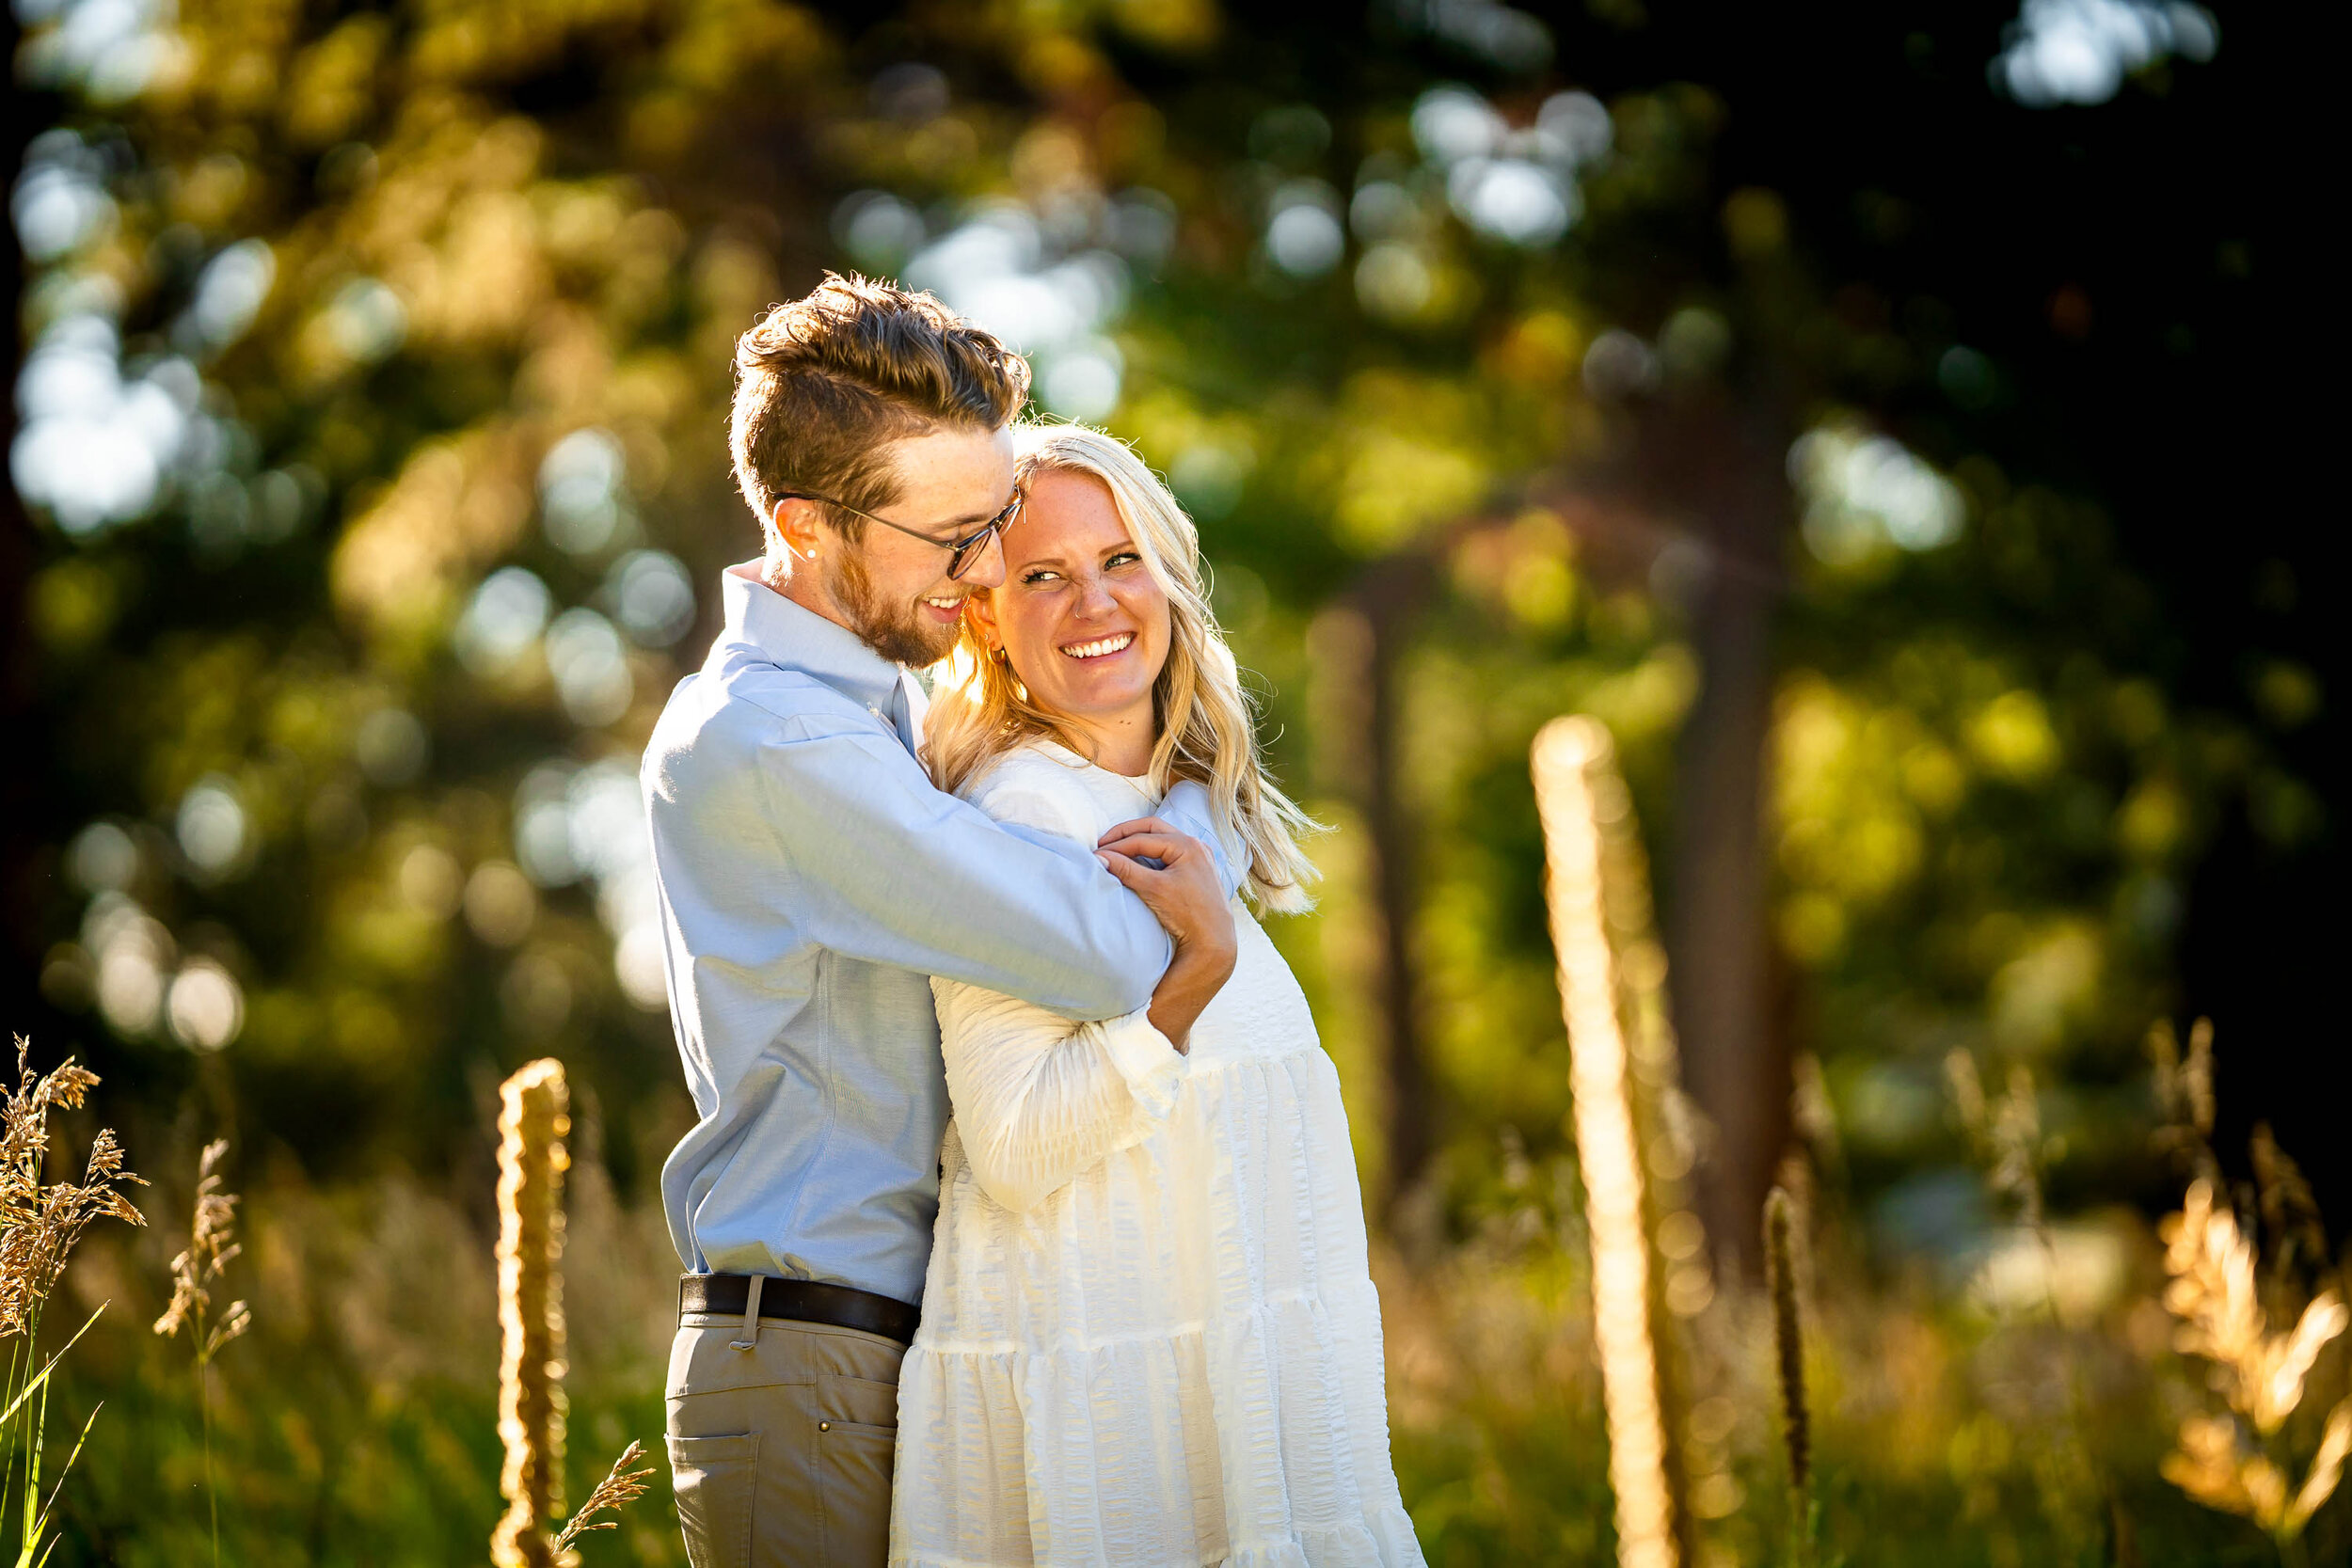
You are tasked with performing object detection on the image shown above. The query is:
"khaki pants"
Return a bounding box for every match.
[666,1312,906,1568]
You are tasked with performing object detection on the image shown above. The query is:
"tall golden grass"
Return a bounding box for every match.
[151,1136,250,1565]
[552,1440,658,1558]
[2,1037,145,1560]
[494,1057,573,1568]
[1,1040,143,1336]
[2158,1179,2352,1558]
[1762,1186,1812,1565]
[2139,1019,2351,1560]
[491,1057,653,1566]
[1532,716,1691,1568]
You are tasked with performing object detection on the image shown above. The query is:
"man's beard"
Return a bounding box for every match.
[826,547,960,668]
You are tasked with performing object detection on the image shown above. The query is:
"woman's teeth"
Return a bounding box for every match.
[1059,632,1135,660]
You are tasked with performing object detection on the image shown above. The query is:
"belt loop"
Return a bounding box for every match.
[730,1274,766,1351]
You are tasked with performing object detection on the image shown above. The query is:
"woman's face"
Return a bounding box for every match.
[970,467,1172,764]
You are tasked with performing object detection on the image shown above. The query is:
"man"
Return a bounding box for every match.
[642,274,1239,1567]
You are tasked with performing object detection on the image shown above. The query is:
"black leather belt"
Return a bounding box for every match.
[678,1272,920,1346]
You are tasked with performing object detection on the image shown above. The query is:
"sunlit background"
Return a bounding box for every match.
[4,0,2340,1563]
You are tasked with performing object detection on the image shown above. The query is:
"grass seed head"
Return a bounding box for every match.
[1764,1185,1811,1502]
[491,1058,571,1568]
[2148,1018,2221,1184]
[2250,1122,2329,1285]
[2183,1018,2216,1141]
[2288,1401,2352,1535]
[2,1036,147,1339]
[153,1137,250,1358]
[550,1439,658,1559]
[2160,1175,2352,1543]
[1945,1049,1987,1144]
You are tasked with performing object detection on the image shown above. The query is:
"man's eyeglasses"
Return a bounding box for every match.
[778,487,1023,582]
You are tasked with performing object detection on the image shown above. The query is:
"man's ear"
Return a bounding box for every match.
[771,497,822,562]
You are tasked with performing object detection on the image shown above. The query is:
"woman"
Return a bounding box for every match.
[893,424,1424,1567]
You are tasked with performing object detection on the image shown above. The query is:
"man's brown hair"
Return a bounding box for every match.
[729,274,1030,552]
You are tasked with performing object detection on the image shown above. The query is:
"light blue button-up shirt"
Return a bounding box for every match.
[643,567,1232,1306]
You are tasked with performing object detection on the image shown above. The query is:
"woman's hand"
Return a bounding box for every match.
[1095,826,1236,1053]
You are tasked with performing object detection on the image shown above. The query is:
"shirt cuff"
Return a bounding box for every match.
[1095,1006,1188,1121]
[1160,780,1246,901]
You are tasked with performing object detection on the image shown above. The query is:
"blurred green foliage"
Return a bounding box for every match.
[7,0,2344,1561]
[8,0,2312,1208]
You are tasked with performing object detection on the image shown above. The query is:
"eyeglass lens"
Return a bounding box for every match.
[946,493,1021,580]
[948,522,995,580]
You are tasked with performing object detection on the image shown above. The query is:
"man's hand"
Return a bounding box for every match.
[1095,821,1236,1053]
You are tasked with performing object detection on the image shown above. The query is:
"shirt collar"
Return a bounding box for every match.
[719,562,905,713]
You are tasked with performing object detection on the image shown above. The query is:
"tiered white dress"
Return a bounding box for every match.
[889,741,1424,1568]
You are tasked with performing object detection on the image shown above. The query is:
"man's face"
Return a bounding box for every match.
[819,424,1015,668]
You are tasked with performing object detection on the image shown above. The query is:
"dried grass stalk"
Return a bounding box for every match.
[152,1136,249,1566]
[1763,1187,1811,1502]
[2159,1177,2352,1544]
[550,1439,657,1555]
[1533,717,1686,1568]
[2251,1123,2329,1287]
[1947,1050,2047,1231]
[491,1059,571,1568]
[3,1036,145,1560]
[152,1138,251,1356]
[2,1036,146,1338]
[2149,1018,2220,1186]
[2183,1018,2217,1144]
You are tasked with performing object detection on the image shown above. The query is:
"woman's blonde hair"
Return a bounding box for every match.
[922,423,1321,913]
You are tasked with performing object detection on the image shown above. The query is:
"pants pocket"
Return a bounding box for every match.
[815,1372,899,1430]
[815,1418,895,1568]
[667,1431,760,1568]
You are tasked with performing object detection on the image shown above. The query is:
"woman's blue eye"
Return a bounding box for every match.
[1022,569,1059,585]
[1107,552,1141,569]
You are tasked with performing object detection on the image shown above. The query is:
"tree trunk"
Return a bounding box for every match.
[1651,404,1790,1277]
[1308,555,1437,1229]
[1,49,51,1034]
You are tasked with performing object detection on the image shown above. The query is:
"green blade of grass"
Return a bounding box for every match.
[0,1307,107,1431]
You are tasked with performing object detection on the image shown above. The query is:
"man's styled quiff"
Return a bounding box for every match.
[729,274,1030,552]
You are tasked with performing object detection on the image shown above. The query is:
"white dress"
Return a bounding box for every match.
[889,741,1424,1568]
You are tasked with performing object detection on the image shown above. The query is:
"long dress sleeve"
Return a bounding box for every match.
[931,979,1186,1213]
[930,764,1190,1214]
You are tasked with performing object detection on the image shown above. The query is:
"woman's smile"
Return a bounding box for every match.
[1059,631,1136,660]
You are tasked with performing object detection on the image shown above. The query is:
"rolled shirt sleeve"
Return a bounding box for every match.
[1160,778,1247,901]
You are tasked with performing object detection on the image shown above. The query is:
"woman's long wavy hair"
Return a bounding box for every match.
[923,423,1321,913]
